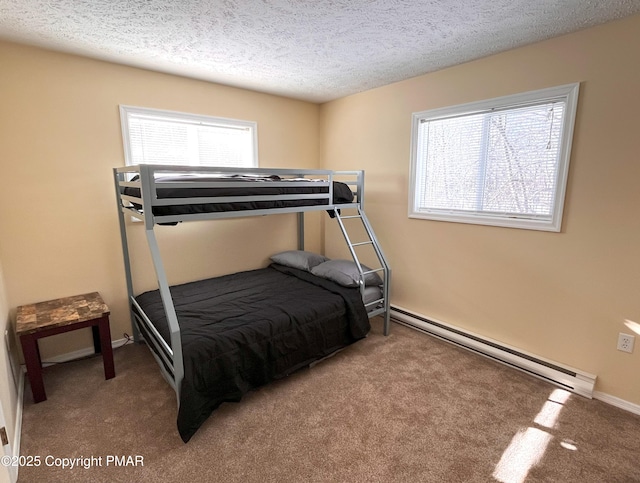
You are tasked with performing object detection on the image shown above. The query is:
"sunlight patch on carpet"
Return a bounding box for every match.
[533,389,571,429]
[560,439,578,451]
[493,427,552,483]
[493,389,571,483]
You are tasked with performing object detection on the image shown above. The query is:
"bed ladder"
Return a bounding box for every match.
[333,207,391,335]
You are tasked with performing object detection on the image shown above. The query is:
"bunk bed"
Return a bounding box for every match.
[113,164,391,442]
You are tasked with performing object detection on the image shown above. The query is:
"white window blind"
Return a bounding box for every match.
[120,106,258,168]
[409,84,579,232]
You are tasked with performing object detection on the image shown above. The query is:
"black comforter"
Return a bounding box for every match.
[135,264,370,442]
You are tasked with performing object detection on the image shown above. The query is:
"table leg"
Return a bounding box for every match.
[20,334,46,403]
[97,316,115,380]
[91,325,101,353]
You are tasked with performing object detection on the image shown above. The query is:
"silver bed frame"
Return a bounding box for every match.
[113,164,391,404]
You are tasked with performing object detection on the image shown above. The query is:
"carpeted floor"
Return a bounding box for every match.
[18,319,640,482]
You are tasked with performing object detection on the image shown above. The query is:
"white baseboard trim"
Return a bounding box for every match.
[9,369,24,483]
[391,305,597,398]
[40,337,130,367]
[593,391,640,416]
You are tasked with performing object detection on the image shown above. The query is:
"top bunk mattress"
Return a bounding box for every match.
[122,174,355,217]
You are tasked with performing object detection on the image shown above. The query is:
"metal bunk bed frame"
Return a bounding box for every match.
[113,164,390,405]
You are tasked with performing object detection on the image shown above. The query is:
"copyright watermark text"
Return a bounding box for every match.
[1,454,144,469]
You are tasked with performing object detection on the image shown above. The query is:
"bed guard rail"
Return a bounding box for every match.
[114,164,365,227]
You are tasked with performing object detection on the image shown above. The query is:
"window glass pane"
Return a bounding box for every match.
[128,117,190,165]
[483,103,564,217]
[417,102,564,218]
[409,84,579,231]
[196,125,252,168]
[121,106,257,168]
[418,113,485,212]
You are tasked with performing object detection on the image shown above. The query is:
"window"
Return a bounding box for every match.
[119,105,258,168]
[409,84,579,231]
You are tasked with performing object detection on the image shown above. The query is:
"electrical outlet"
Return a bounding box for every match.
[617,333,635,353]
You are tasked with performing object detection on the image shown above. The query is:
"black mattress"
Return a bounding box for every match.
[134,263,370,442]
[123,174,355,217]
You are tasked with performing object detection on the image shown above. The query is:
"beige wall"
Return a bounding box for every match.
[320,15,640,404]
[0,41,321,360]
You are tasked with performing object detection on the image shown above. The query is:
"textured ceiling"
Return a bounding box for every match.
[1,1,640,103]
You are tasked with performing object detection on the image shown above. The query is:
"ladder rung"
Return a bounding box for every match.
[363,268,384,275]
[339,215,362,219]
[351,241,374,247]
[364,298,384,307]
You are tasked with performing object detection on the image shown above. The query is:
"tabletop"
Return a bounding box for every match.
[16,292,110,336]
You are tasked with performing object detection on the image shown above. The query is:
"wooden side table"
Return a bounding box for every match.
[16,292,115,403]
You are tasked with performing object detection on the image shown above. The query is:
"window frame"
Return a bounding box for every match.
[119,105,259,168]
[408,83,580,232]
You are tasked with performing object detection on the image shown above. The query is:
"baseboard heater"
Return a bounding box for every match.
[390,306,596,398]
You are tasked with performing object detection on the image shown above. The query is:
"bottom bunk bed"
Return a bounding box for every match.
[133,259,374,442]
